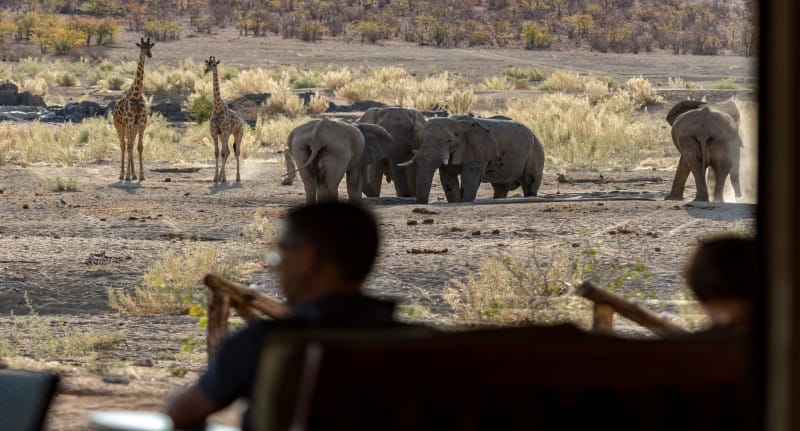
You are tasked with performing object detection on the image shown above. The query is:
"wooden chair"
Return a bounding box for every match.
[0,369,59,431]
[249,325,752,431]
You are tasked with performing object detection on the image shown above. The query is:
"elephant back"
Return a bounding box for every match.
[666,100,707,125]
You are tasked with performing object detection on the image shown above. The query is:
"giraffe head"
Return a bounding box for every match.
[205,56,221,75]
[136,37,155,58]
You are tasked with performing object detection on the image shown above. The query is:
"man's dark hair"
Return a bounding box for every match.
[284,202,379,282]
[684,236,757,303]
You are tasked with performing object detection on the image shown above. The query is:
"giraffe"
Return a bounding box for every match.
[205,56,245,183]
[113,37,154,181]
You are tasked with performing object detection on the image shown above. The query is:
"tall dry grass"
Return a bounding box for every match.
[505,91,671,170]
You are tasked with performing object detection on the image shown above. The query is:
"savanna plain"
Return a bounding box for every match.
[0,28,757,430]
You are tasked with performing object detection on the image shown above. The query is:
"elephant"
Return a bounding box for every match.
[282,118,394,204]
[665,98,743,202]
[399,117,545,204]
[355,107,428,198]
[666,105,742,202]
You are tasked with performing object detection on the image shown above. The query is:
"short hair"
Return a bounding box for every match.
[284,202,379,282]
[683,236,757,303]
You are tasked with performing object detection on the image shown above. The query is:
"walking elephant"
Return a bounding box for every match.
[665,98,742,202]
[666,105,742,202]
[356,107,427,198]
[283,118,394,204]
[399,117,545,204]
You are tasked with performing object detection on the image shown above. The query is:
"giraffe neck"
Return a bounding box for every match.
[212,68,225,113]
[128,49,147,102]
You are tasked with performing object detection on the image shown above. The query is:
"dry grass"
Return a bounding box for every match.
[108,244,242,316]
[263,90,307,118]
[625,76,665,107]
[538,69,584,92]
[251,114,312,152]
[505,92,672,170]
[442,249,592,327]
[4,294,124,361]
[45,176,79,192]
[446,88,476,114]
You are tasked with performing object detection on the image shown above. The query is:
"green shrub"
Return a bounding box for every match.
[712,78,737,89]
[521,22,553,49]
[503,66,549,82]
[187,93,213,122]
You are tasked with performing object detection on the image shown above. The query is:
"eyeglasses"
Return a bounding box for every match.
[263,232,308,267]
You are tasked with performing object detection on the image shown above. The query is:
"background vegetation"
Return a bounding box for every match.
[0,0,757,56]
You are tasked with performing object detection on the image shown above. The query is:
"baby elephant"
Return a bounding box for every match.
[283,118,394,204]
[667,105,742,202]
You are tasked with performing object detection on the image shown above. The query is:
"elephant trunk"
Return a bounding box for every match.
[414,163,437,204]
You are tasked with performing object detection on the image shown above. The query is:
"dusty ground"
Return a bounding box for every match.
[0,28,757,430]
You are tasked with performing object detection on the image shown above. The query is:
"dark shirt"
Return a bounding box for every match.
[198,293,398,426]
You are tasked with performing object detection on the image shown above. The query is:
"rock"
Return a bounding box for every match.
[133,358,155,367]
[63,101,107,123]
[407,220,418,226]
[150,100,188,122]
[102,374,130,385]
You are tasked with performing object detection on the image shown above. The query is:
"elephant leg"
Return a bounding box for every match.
[459,162,487,202]
[362,163,383,197]
[492,183,509,199]
[730,142,743,198]
[439,168,461,203]
[282,148,295,186]
[711,156,733,203]
[690,163,710,202]
[345,168,363,204]
[320,158,347,202]
[665,156,690,200]
[389,163,413,197]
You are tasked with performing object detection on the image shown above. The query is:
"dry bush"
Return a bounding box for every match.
[336,78,383,103]
[108,244,241,316]
[321,68,353,90]
[442,250,591,327]
[145,66,198,95]
[478,75,512,90]
[585,78,609,104]
[224,68,288,99]
[19,77,48,96]
[251,114,312,152]
[306,93,329,114]
[667,76,694,89]
[45,176,79,192]
[538,69,584,92]
[625,76,664,107]
[264,90,306,118]
[8,294,124,360]
[505,92,671,170]
[447,88,476,114]
[142,113,182,162]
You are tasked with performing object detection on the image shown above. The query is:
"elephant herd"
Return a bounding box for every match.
[283,99,746,205]
[283,108,545,205]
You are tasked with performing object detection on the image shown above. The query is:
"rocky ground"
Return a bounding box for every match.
[0,28,757,430]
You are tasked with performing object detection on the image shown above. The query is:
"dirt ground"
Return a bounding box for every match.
[0,28,757,430]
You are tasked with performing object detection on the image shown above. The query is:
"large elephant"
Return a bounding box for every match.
[399,117,545,204]
[355,107,427,198]
[283,118,393,204]
[666,105,742,202]
[665,98,742,202]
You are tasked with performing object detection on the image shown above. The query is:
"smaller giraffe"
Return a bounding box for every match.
[205,56,245,183]
[113,37,154,181]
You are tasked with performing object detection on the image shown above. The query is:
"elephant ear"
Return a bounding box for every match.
[356,107,380,124]
[666,100,706,126]
[409,109,428,150]
[356,123,391,166]
[451,120,497,165]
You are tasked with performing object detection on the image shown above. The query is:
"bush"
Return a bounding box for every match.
[712,78,737,90]
[187,93,213,122]
[57,72,78,87]
[446,89,476,114]
[625,75,664,107]
[521,22,553,49]
[538,70,584,92]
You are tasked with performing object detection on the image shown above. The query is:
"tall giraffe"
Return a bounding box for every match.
[205,56,245,183]
[113,37,154,181]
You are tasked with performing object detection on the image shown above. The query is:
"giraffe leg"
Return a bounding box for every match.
[125,126,136,181]
[219,134,230,183]
[137,119,146,181]
[211,131,220,183]
[115,123,126,181]
[233,128,243,183]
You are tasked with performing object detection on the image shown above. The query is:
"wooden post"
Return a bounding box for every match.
[576,281,688,337]
[592,303,615,333]
[206,289,231,361]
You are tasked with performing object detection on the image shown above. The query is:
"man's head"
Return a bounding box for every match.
[684,236,756,329]
[273,202,379,305]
